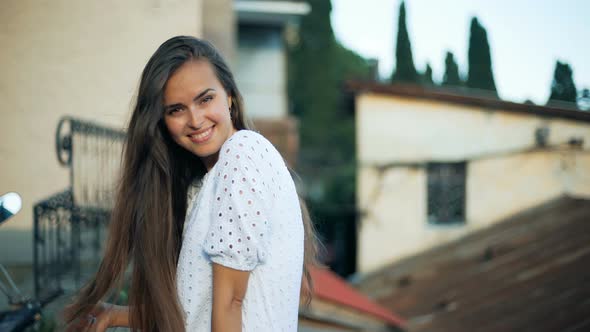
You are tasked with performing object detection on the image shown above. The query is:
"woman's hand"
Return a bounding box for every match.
[65,301,115,332]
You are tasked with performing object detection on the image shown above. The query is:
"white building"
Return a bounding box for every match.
[349,82,590,273]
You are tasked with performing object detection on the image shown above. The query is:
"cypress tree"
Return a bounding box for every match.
[578,88,590,111]
[288,0,338,130]
[466,17,497,94]
[442,51,461,86]
[287,0,373,276]
[547,61,578,105]
[289,0,372,145]
[422,63,433,85]
[391,1,418,83]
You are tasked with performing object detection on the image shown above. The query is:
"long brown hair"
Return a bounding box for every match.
[64,36,320,331]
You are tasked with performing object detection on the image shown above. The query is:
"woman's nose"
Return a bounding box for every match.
[186,106,204,128]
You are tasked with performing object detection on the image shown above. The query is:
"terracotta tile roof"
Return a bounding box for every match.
[310,265,405,327]
[354,196,590,332]
[345,80,590,123]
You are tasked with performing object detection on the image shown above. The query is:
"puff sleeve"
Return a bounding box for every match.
[202,136,273,271]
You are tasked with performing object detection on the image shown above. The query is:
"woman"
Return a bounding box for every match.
[64,36,319,331]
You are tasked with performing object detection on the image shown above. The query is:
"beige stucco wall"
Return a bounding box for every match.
[0,0,203,262]
[468,149,590,226]
[202,0,235,65]
[356,94,590,273]
[357,94,590,163]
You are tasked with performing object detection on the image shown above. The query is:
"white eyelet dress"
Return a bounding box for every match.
[177,129,304,331]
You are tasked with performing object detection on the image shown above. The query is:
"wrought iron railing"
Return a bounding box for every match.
[33,117,124,300]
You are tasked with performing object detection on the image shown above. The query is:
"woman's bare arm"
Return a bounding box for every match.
[107,304,130,327]
[211,263,251,332]
[65,302,129,332]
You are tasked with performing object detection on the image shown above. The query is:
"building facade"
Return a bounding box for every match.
[0,0,206,263]
[0,0,308,263]
[351,82,590,273]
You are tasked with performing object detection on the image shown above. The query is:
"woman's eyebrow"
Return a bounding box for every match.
[164,88,216,110]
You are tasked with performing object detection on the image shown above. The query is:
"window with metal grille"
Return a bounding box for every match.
[427,162,467,225]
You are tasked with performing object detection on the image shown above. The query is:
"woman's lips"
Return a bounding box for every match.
[188,126,214,143]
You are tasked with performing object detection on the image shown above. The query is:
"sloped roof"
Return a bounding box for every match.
[310,266,405,328]
[353,196,590,332]
[345,80,590,123]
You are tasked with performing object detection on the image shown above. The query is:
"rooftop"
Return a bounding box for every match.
[346,80,590,124]
[353,195,590,332]
[310,265,405,328]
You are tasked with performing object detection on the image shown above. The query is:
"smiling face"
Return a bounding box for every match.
[163,59,237,171]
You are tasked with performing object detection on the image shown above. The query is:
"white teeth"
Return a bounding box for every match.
[191,127,212,140]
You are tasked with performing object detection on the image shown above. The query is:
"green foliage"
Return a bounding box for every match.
[38,314,57,332]
[422,63,434,85]
[117,288,128,305]
[391,1,419,83]
[287,0,373,237]
[547,61,578,105]
[466,17,497,95]
[288,0,336,125]
[288,0,373,147]
[442,51,461,86]
[578,88,590,111]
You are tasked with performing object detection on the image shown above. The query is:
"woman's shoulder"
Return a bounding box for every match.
[223,129,270,149]
[218,129,282,166]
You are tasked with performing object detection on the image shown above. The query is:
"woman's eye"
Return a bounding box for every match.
[168,108,181,115]
[201,95,214,104]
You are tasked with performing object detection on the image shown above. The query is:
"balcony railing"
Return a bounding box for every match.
[33,117,124,300]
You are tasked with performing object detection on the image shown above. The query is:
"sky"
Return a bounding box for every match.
[330,0,590,105]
